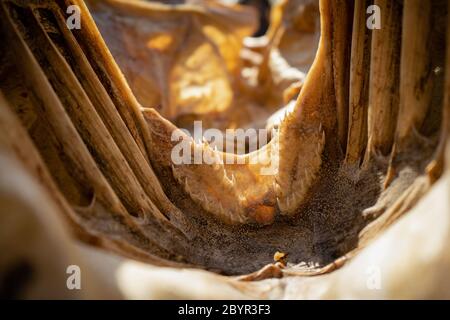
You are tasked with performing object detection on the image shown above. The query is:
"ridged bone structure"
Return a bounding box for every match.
[0,0,450,298]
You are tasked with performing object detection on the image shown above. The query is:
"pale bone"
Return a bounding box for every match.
[0,0,449,298]
[395,0,434,145]
[330,0,353,152]
[276,0,354,213]
[41,6,186,222]
[344,0,370,165]
[0,151,116,299]
[0,2,196,265]
[386,0,446,187]
[0,91,190,268]
[366,0,402,158]
[428,0,450,182]
[1,143,449,299]
[256,0,320,104]
[140,0,332,222]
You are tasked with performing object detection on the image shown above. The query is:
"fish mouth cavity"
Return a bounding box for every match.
[0,0,446,278]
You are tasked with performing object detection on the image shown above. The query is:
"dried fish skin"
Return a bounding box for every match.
[0,0,449,299]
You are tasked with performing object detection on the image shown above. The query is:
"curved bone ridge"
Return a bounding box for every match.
[0,0,449,299]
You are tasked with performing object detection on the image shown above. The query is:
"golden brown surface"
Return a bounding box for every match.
[0,0,449,299]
